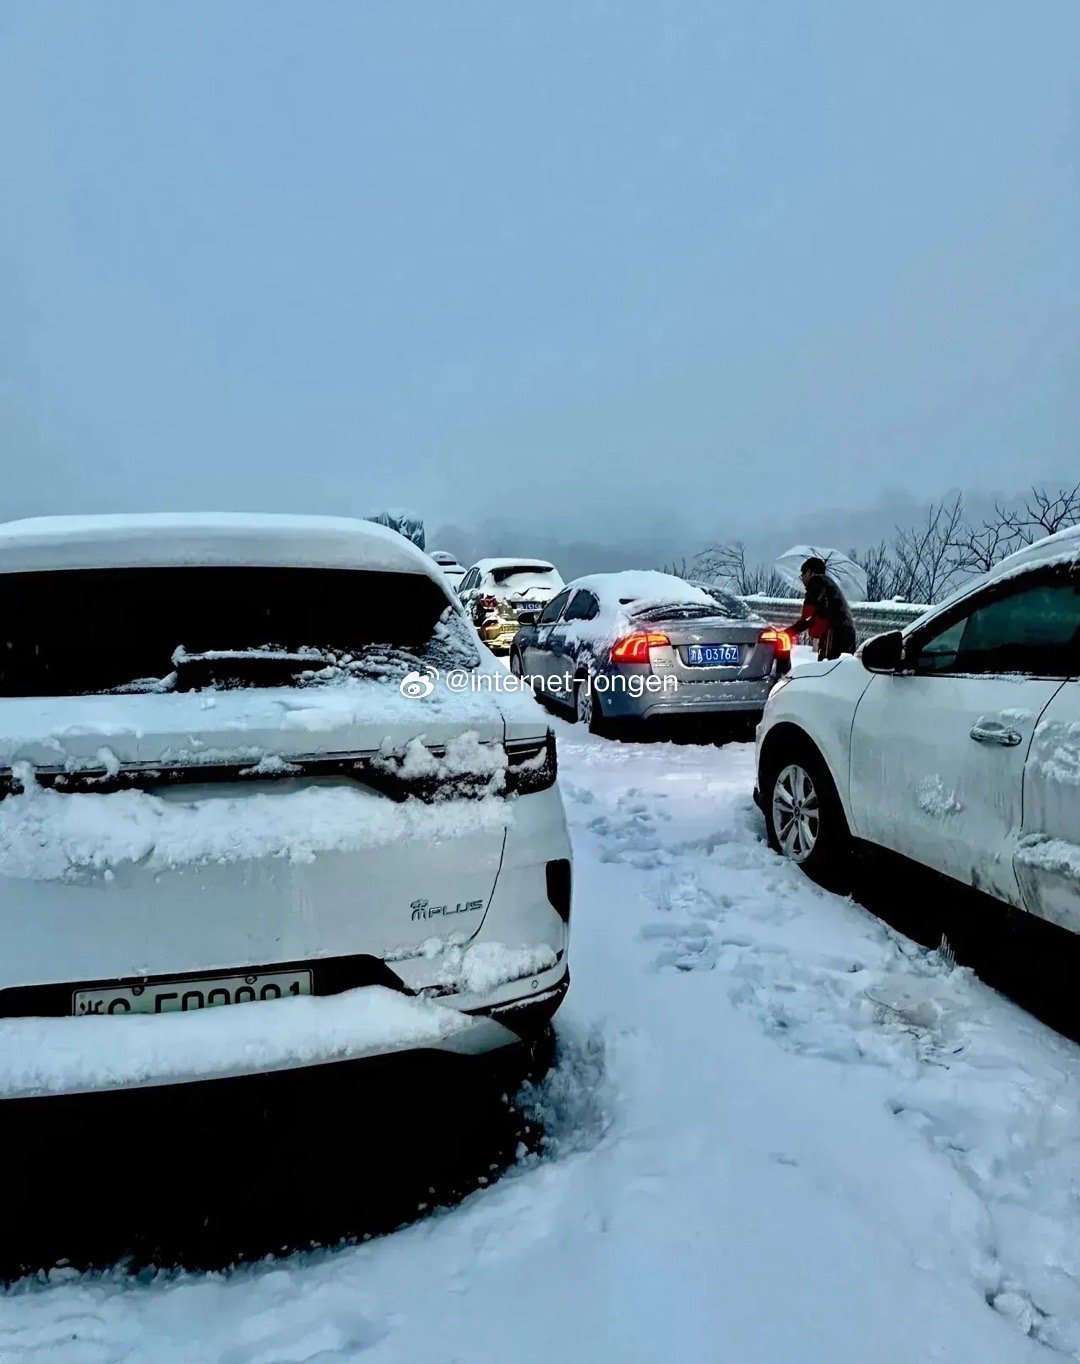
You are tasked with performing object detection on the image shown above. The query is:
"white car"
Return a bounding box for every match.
[457,558,566,655]
[458,559,564,620]
[0,513,570,1102]
[756,526,1080,934]
[429,549,466,591]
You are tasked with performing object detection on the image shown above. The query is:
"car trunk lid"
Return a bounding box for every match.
[0,683,523,1001]
[633,610,774,683]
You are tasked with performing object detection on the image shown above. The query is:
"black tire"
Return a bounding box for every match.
[509,645,524,677]
[761,739,852,891]
[573,673,606,735]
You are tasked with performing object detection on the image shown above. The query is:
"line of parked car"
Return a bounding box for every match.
[0,515,1073,1133]
[438,535,1080,949]
[429,552,793,734]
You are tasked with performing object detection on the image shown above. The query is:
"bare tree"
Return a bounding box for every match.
[948,482,1079,578]
[659,556,695,579]
[849,541,902,602]
[947,499,1024,576]
[890,496,965,604]
[1015,483,1080,538]
[687,541,789,597]
[688,541,749,588]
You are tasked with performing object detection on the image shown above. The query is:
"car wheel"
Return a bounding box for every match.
[762,744,851,891]
[509,646,524,677]
[573,674,605,735]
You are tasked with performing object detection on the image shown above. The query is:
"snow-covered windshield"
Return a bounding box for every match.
[489,566,561,593]
[698,588,756,621]
[0,566,476,697]
[627,599,739,623]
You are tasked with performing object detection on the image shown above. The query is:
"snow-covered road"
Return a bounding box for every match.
[6,725,1080,1362]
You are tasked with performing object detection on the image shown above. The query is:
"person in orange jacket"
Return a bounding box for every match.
[785,557,857,661]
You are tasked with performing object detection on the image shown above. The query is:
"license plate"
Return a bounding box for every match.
[72,969,313,1017]
[686,644,741,666]
[516,602,541,615]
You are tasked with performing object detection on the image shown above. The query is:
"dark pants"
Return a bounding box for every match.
[818,624,857,661]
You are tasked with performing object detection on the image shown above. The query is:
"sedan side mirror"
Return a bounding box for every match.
[861,630,905,673]
[519,611,540,627]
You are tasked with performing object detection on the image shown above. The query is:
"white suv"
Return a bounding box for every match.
[756,526,1079,931]
[0,514,571,1101]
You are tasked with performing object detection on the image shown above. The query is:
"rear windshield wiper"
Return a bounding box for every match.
[171,647,340,692]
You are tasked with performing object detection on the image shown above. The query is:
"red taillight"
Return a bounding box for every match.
[760,628,792,654]
[610,631,670,663]
[480,595,498,609]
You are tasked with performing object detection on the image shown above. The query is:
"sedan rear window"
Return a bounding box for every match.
[0,566,474,697]
[700,588,755,621]
[627,600,734,622]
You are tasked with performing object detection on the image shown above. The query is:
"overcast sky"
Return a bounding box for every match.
[2,2,1077,547]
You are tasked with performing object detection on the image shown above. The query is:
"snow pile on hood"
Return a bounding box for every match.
[0,770,513,883]
[0,985,471,1099]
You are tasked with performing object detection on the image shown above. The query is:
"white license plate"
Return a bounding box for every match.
[73,969,313,1017]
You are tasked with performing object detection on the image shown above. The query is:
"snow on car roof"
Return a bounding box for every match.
[986,523,1080,580]
[899,522,1080,632]
[472,557,558,573]
[567,570,715,612]
[0,512,447,581]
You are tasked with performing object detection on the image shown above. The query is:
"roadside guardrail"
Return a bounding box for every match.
[740,596,929,647]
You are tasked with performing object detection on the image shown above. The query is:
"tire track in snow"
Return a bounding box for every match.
[561,732,1080,1359]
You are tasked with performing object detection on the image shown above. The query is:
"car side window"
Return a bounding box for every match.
[563,590,599,622]
[460,569,477,592]
[539,589,571,625]
[910,570,1080,678]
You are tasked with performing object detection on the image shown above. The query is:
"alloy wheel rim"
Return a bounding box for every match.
[772,764,821,864]
[577,680,593,725]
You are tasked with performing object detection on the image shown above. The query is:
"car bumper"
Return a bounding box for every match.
[0,963,568,1104]
[480,629,519,654]
[0,787,573,1104]
[598,675,775,721]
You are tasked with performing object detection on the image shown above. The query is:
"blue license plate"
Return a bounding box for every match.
[686,644,741,667]
[517,602,541,615]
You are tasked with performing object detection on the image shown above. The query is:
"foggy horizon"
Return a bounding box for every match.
[3,3,1078,553]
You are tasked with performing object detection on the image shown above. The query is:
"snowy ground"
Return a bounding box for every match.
[6,723,1080,1361]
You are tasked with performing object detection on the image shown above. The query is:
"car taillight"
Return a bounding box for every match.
[480,594,498,609]
[610,631,670,663]
[759,628,793,654]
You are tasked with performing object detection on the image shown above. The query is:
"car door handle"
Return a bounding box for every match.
[969,722,1023,747]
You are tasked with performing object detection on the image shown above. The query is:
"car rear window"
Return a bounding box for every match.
[627,599,734,622]
[0,566,475,697]
[490,566,558,588]
[701,589,755,621]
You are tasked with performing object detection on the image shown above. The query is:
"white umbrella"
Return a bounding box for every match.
[774,545,867,602]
